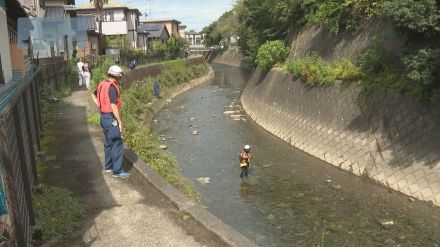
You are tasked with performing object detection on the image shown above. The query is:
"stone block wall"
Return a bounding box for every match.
[241,68,440,206]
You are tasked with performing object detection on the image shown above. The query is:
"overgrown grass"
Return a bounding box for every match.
[32,185,86,243]
[285,55,361,86]
[87,112,100,126]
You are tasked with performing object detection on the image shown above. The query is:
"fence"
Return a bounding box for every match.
[0,57,68,246]
[86,51,166,68]
[0,69,42,246]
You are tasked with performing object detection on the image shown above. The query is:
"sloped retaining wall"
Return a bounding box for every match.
[241,67,440,206]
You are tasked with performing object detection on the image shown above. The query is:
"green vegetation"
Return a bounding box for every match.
[203,0,440,102]
[104,35,129,51]
[202,10,239,47]
[151,37,188,60]
[32,185,85,242]
[89,59,208,200]
[256,40,289,71]
[35,60,86,243]
[286,55,360,85]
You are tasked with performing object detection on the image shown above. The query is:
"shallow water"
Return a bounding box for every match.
[153,64,440,246]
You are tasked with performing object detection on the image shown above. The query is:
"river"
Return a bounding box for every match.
[152,64,440,246]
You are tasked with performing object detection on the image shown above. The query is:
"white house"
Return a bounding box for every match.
[76,0,141,50]
[185,30,204,48]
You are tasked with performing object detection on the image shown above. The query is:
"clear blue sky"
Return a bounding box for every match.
[75,0,236,31]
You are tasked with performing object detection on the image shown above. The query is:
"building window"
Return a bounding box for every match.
[8,26,17,44]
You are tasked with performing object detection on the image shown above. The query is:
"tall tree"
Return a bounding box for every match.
[90,0,108,54]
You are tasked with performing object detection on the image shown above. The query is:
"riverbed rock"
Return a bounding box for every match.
[192,130,199,135]
[408,197,416,202]
[267,214,275,221]
[161,137,166,141]
[159,145,168,149]
[196,177,210,184]
[189,117,195,121]
[331,184,342,190]
[224,111,235,115]
[380,220,395,228]
[153,119,159,123]
[384,238,396,245]
[43,155,56,162]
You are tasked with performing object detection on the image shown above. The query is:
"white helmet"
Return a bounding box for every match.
[108,65,123,78]
[244,145,250,150]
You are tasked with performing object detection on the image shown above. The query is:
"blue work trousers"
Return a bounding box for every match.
[100,114,124,174]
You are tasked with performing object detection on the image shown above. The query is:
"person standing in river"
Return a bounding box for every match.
[240,145,252,178]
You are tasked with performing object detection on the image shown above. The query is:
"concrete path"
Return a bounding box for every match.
[43,88,225,247]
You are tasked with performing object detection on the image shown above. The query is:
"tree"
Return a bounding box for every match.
[90,0,108,54]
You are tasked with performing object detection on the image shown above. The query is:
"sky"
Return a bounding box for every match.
[75,0,236,31]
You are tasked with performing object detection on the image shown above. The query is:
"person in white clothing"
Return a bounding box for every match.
[82,60,91,89]
[77,58,84,87]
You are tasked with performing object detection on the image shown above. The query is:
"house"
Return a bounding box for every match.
[32,0,77,58]
[76,0,141,50]
[141,19,181,38]
[73,15,99,58]
[178,24,186,38]
[137,24,170,53]
[1,0,35,84]
[185,30,204,48]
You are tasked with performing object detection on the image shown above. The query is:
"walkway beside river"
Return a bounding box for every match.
[41,88,225,246]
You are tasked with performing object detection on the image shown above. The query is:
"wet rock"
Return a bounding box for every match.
[255,234,266,242]
[408,197,416,202]
[43,155,56,162]
[267,214,275,221]
[166,99,172,103]
[380,220,395,228]
[384,238,396,245]
[197,177,210,184]
[180,105,185,109]
[224,111,235,115]
[192,130,199,135]
[159,145,168,149]
[161,137,166,141]
[153,119,159,123]
[189,117,195,121]
[211,115,217,117]
[331,184,342,190]
[325,179,332,183]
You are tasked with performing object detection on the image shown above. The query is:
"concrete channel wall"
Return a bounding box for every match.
[122,59,257,247]
[236,22,440,207]
[240,67,440,207]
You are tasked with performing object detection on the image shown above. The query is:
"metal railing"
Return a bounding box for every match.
[0,57,69,246]
[0,69,42,246]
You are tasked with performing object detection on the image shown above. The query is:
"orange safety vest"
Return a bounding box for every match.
[97,80,122,113]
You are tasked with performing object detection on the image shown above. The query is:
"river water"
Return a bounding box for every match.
[152,64,440,246]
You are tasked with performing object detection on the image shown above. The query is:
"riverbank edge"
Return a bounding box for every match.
[124,66,258,247]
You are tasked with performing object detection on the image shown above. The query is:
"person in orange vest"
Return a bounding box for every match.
[92,65,130,178]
